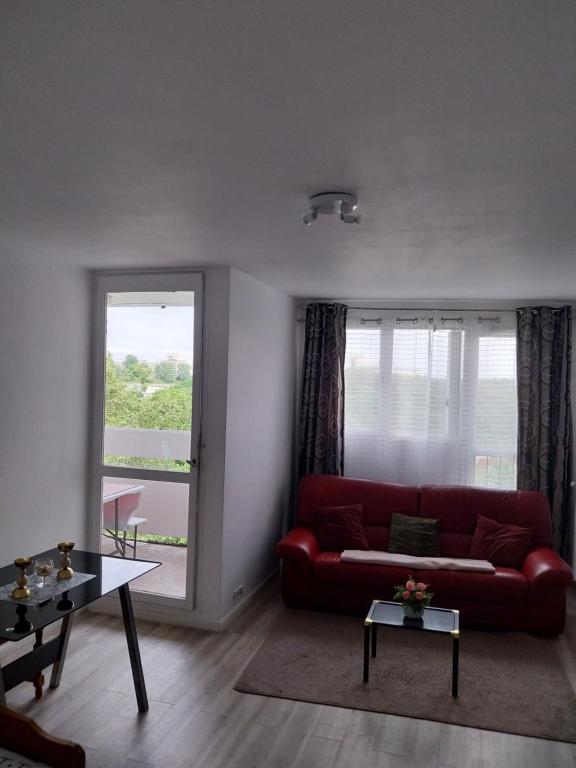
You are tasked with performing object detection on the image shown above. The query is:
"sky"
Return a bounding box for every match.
[106,306,195,364]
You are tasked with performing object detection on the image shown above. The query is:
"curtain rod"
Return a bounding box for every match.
[346,306,514,312]
[296,306,508,322]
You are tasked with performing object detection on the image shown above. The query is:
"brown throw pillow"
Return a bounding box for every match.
[469,514,532,569]
[314,505,369,551]
[388,512,440,557]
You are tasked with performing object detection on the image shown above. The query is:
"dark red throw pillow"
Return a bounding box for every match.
[314,505,369,551]
[469,514,532,568]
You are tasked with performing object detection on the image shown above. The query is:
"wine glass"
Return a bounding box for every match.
[34,558,54,587]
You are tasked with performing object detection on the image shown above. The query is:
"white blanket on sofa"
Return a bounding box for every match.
[341,550,496,573]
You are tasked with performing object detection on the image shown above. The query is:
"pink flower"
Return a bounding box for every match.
[406,581,415,592]
[416,582,427,591]
[402,590,411,600]
[415,591,424,600]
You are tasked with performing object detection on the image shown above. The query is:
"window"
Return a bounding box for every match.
[344,311,517,489]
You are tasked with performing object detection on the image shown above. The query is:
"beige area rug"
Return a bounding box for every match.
[235,609,576,743]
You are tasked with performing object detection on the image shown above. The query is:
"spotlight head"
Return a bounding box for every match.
[302,209,318,226]
[302,192,360,226]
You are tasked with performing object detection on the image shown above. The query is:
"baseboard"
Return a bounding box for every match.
[87,595,224,632]
[219,568,279,630]
[87,568,279,632]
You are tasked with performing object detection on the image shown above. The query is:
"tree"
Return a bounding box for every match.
[105,354,142,427]
[139,386,192,430]
[155,360,176,383]
[176,361,191,382]
[121,355,153,389]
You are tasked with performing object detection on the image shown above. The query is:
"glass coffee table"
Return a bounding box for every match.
[363,600,460,697]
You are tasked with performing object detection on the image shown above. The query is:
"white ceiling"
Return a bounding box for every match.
[1,1,575,299]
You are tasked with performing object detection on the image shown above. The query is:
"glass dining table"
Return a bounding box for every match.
[0,548,159,712]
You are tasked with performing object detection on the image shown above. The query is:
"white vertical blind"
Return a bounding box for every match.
[344,311,517,489]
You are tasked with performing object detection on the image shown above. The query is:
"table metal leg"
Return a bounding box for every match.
[49,614,74,689]
[32,629,45,698]
[0,657,6,706]
[119,583,149,712]
[371,624,378,658]
[363,623,370,683]
[452,635,459,698]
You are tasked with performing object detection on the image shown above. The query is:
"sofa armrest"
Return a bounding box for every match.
[276,526,319,563]
[522,547,573,591]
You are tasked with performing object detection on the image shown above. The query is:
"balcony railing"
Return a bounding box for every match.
[102,426,191,538]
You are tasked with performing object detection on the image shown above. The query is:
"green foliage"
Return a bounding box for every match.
[139,387,192,430]
[104,455,188,471]
[102,530,188,546]
[176,361,191,381]
[122,355,153,388]
[136,533,188,546]
[105,353,192,432]
[155,360,176,383]
[105,355,142,427]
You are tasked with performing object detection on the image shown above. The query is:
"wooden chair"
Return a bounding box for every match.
[0,705,85,767]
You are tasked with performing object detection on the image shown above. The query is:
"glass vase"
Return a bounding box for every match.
[403,603,424,619]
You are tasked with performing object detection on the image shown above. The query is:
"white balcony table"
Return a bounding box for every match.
[102,482,146,558]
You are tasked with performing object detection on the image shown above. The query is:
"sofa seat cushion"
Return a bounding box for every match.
[314,552,411,593]
[416,567,528,603]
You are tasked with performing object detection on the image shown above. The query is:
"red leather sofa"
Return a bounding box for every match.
[277,474,573,636]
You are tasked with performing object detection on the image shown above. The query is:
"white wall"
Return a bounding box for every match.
[221,269,295,619]
[188,267,230,624]
[0,257,292,628]
[0,252,90,564]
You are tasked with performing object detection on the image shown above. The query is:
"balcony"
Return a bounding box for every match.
[101,426,191,598]
[100,535,187,597]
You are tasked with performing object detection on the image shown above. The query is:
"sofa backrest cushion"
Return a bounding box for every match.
[296,474,419,551]
[314,505,369,551]
[469,514,533,568]
[388,512,440,557]
[419,485,553,557]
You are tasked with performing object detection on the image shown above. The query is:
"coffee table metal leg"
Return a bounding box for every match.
[371,624,378,658]
[363,622,371,683]
[452,634,459,698]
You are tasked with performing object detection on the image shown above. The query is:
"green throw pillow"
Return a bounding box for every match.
[388,512,440,557]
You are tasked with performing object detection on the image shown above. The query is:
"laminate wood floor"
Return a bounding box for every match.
[3,581,576,768]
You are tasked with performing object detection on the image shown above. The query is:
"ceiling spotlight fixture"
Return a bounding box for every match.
[302,192,361,226]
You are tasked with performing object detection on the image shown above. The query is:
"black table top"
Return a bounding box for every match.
[0,548,160,642]
[366,600,459,635]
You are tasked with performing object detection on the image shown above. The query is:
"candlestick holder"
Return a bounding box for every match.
[57,591,74,611]
[12,557,33,599]
[13,604,32,633]
[57,542,75,580]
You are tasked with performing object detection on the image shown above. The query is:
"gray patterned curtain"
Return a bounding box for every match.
[298,303,348,477]
[516,306,573,561]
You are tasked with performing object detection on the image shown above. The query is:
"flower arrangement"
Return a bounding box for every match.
[393,576,434,612]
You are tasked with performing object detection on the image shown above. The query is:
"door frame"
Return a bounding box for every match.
[89,269,204,611]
